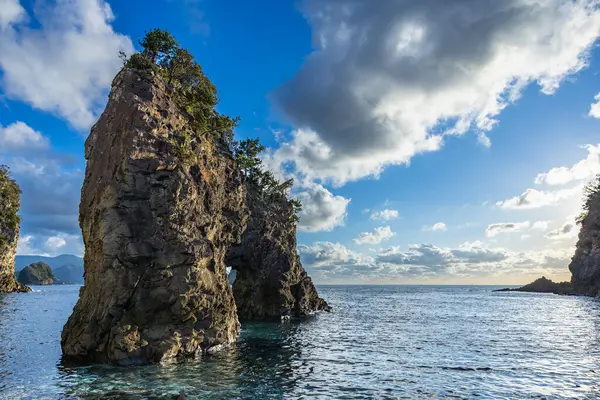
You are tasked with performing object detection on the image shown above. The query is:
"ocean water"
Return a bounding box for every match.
[1,285,600,399]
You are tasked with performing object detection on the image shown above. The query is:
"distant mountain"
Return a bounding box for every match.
[15,254,83,271]
[15,255,84,284]
[54,264,84,284]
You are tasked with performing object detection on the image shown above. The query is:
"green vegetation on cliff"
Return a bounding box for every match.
[576,174,600,225]
[120,28,237,144]
[122,29,302,222]
[0,165,21,250]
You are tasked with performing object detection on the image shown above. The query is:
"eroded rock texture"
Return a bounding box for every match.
[569,195,600,296]
[228,187,330,320]
[61,69,247,365]
[0,168,30,293]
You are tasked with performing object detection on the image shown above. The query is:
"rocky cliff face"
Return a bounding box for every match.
[61,67,328,365]
[61,68,247,365]
[228,187,330,320]
[569,191,600,296]
[0,168,30,293]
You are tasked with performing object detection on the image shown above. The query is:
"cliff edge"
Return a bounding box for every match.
[569,177,600,296]
[61,68,247,364]
[0,166,31,294]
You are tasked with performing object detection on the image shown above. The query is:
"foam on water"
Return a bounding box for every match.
[1,285,599,399]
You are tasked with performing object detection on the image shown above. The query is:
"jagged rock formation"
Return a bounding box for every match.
[18,262,64,285]
[569,189,600,296]
[61,68,247,365]
[227,186,330,320]
[495,277,574,295]
[0,167,30,293]
[61,67,328,365]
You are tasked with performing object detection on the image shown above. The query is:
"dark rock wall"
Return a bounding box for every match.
[569,198,600,296]
[0,170,30,293]
[61,69,247,365]
[228,187,330,321]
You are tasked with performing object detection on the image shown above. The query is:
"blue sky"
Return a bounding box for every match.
[1,0,600,284]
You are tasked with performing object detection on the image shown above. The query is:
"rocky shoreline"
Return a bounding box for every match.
[494,277,575,295]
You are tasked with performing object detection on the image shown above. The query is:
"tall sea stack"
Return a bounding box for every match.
[61,64,328,365]
[228,186,330,320]
[569,178,600,296]
[0,167,31,294]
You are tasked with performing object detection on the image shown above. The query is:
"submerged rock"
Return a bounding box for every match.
[227,186,330,320]
[18,262,57,285]
[61,68,247,365]
[495,276,574,295]
[0,167,30,294]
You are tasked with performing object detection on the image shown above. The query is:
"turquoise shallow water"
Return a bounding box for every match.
[1,285,600,399]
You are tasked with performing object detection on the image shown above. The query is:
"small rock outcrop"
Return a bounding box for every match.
[495,276,574,295]
[61,68,247,365]
[228,187,330,320]
[0,166,30,293]
[18,262,62,285]
[569,179,600,296]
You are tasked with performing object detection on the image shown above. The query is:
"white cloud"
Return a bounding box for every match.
[590,93,600,118]
[354,226,396,245]
[299,239,573,282]
[297,183,350,232]
[496,186,582,210]
[0,0,25,29]
[17,233,83,256]
[535,144,600,186]
[0,121,49,152]
[485,222,531,237]
[268,0,600,186]
[45,235,66,250]
[298,241,375,272]
[370,208,399,221]
[424,222,447,232]
[545,217,579,241]
[0,0,134,130]
[531,221,551,231]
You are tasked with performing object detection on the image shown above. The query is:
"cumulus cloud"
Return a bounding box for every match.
[546,217,579,241]
[0,0,134,130]
[0,0,25,29]
[590,94,600,118]
[267,0,600,185]
[370,208,399,221]
[496,186,582,210]
[0,122,84,255]
[424,222,447,232]
[354,226,395,245]
[17,232,83,256]
[535,144,600,186]
[485,222,531,237]
[0,121,49,152]
[299,239,571,281]
[296,183,350,232]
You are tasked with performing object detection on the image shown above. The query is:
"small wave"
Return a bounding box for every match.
[440,366,493,372]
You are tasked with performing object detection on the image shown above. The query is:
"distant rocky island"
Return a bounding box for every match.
[498,175,600,296]
[15,255,84,285]
[495,277,574,295]
[60,29,329,366]
[17,262,71,285]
